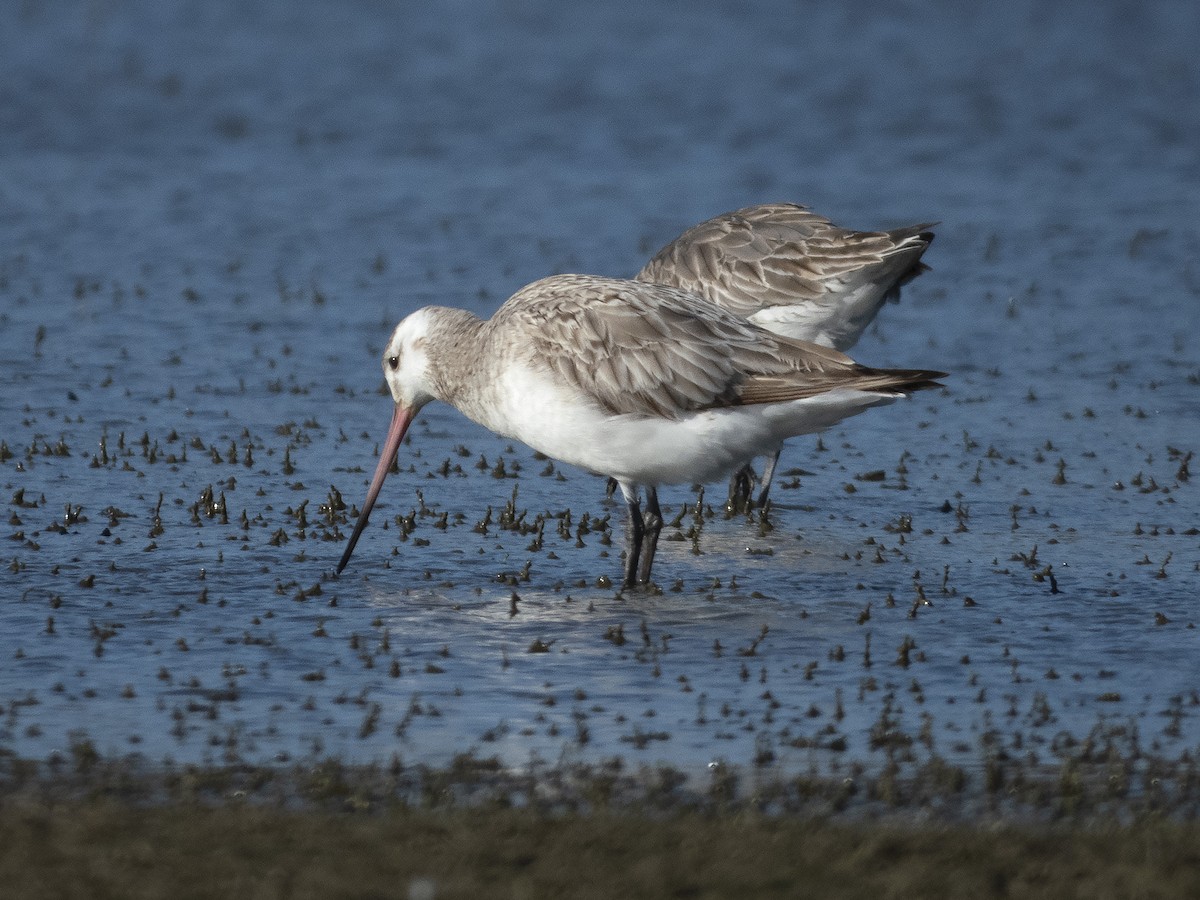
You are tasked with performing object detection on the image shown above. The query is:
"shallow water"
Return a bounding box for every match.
[2,0,1199,803]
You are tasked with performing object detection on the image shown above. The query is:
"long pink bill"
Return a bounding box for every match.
[335,403,415,574]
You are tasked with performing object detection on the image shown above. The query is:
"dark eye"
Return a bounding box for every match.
[387,355,399,371]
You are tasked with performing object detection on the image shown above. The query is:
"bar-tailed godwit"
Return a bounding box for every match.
[636,203,935,508]
[336,274,944,589]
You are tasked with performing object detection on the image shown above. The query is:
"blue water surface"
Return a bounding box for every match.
[1,0,1198,806]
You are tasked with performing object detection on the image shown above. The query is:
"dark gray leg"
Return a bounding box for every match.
[620,487,644,590]
[637,487,664,586]
[756,447,782,509]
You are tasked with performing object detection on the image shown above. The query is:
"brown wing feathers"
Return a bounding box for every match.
[503,275,944,420]
[636,203,935,315]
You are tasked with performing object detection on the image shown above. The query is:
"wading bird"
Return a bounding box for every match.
[336,274,944,589]
[635,203,935,508]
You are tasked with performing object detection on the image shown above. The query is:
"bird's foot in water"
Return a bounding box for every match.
[726,464,759,515]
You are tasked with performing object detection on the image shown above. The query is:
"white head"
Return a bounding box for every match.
[337,304,486,574]
[336,308,438,574]
[380,308,438,411]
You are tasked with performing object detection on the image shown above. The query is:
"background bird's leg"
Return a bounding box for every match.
[727,464,755,513]
[637,487,663,586]
[756,447,782,509]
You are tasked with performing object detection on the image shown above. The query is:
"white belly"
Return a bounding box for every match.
[475,364,897,488]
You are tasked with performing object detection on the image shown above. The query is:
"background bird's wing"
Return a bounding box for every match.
[636,202,934,314]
